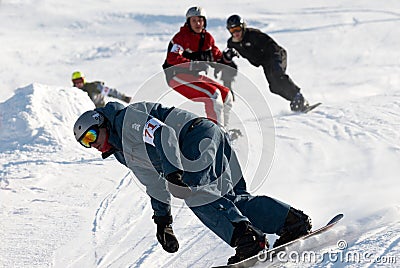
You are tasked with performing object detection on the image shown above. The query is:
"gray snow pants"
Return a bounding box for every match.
[180,119,290,245]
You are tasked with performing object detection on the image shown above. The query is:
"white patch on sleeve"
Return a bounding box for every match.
[143,117,165,146]
[170,43,184,55]
[101,85,110,96]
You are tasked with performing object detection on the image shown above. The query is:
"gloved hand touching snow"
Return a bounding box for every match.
[153,214,179,253]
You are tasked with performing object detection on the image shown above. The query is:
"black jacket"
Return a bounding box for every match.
[227,28,283,67]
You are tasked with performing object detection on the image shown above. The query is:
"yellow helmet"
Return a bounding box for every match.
[72,71,85,82]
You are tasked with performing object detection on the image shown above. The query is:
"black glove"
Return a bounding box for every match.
[214,59,238,78]
[222,48,239,63]
[153,215,179,253]
[183,50,213,61]
[122,95,131,103]
[189,61,209,72]
[166,171,192,199]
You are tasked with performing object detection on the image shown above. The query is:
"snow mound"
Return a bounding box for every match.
[0,84,127,266]
[0,83,94,152]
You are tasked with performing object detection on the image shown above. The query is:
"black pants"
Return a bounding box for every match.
[262,49,300,101]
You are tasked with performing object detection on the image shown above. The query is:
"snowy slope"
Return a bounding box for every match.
[1,0,400,267]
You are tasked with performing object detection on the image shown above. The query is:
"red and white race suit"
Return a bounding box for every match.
[163,25,233,127]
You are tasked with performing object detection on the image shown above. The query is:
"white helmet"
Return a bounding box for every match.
[186,6,206,19]
[73,110,105,142]
[186,6,207,28]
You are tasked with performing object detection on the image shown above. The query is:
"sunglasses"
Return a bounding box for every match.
[228,26,242,34]
[79,127,99,148]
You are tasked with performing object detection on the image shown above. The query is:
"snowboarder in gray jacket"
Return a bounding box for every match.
[73,101,312,264]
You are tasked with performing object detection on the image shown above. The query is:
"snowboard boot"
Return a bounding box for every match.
[228,221,268,265]
[273,207,312,248]
[290,92,309,112]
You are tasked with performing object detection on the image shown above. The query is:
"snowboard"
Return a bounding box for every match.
[302,102,322,113]
[212,213,344,268]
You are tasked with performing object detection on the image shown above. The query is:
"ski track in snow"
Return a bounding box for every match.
[92,172,135,234]
[91,173,152,267]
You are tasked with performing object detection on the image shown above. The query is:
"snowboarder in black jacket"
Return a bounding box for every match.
[225,14,309,112]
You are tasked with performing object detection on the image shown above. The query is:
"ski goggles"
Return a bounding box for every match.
[78,127,99,148]
[228,26,242,34]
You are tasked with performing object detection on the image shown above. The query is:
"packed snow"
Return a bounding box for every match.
[1,0,399,267]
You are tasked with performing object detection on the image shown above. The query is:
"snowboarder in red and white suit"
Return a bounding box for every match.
[162,6,235,127]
